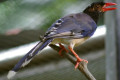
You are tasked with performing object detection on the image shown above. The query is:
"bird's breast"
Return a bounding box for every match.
[51,38,70,45]
[70,37,89,47]
[51,37,89,47]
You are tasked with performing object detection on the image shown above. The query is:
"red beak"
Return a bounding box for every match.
[103,2,117,12]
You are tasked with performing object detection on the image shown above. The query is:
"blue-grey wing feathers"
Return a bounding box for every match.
[7,39,53,79]
[45,13,97,39]
[13,39,53,72]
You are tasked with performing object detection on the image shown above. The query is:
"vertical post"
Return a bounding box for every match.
[105,0,120,80]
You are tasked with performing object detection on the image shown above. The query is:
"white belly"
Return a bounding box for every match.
[51,37,89,48]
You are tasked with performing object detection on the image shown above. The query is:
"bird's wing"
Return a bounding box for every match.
[45,13,97,39]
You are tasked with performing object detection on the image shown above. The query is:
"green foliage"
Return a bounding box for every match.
[0,0,103,34]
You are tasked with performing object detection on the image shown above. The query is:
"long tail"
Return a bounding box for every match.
[7,39,53,79]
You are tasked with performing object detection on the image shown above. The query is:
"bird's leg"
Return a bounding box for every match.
[68,46,88,69]
[59,43,68,56]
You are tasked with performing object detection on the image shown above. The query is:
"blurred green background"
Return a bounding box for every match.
[0,0,107,80]
[0,0,103,34]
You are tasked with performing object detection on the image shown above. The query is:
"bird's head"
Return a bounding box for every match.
[83,2,117,23]
[84,2,117,13]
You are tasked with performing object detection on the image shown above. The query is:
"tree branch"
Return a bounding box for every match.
[49,44,96,80]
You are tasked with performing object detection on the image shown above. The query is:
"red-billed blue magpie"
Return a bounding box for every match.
[7,2,117,79]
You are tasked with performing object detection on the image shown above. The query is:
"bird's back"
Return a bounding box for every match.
[50,13,97,47]
[45,13,97,39]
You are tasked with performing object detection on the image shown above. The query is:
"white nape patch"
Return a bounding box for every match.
[7,70,16,79]
[22,59,32,67]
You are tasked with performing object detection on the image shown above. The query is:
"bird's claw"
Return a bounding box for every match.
[75,58,88,69]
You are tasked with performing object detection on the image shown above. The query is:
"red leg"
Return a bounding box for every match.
[59,43,68,56]
[68,46,88,69]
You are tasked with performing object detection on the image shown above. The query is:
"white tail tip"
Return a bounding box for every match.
[7,70,16,79]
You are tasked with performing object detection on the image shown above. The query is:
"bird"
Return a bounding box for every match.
[7,1,117,79]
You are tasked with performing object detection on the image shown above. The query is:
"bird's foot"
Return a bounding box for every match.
[75,58,88,69]
[68,46,88,69]
[59,43,68,56]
